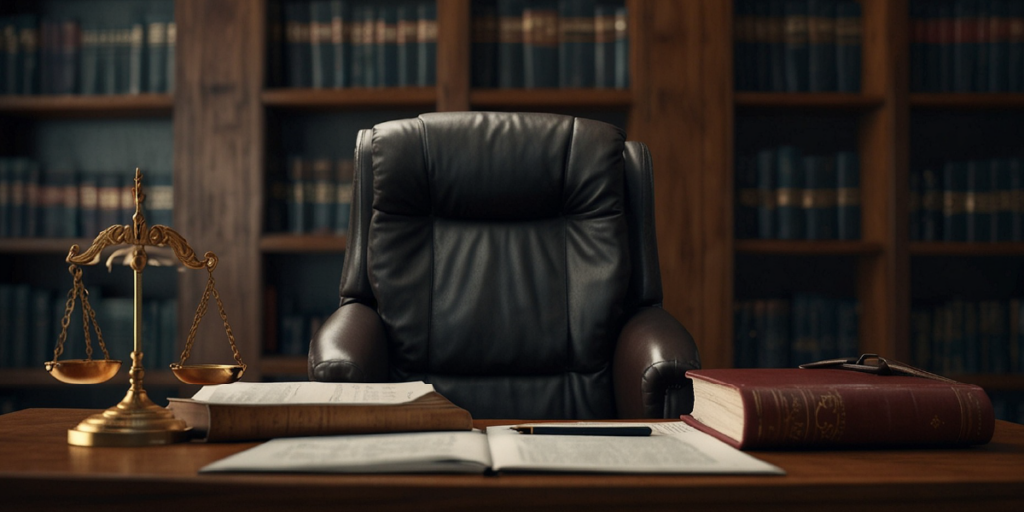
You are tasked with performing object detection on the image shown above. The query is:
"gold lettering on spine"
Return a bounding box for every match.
[813,391,845,441]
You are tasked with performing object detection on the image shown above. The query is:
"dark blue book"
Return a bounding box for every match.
[115,27,131,94]
[417,2,436,86]
[993,159,1013,241]
[160,299,178,370]
[310,0,335,89]
[756,148,776,239]
[803,154,836,240]
[734,0,755,91]
[31,288,51,368]
[807,0,836,92]
[0,285,11,367]
[145,172,173,228]
[753,0,772,91]
[285,0,311,87]
[782,0,809,92]
[1010,1,1024,91]
[734,300,758,368]
[910,1,928,92]
[836,298,859,359]
[558,0,596,88]
[943,161,969,242]
[762,299,790,368]
[966,160,993,242]
[360,5,377,87]
[962,300,979,373]
[735,153,759,239]
[0,159,9,237]
[98,27,117,95]
[819,296,839,360]
[3,19,19,95]
[836,151,860,240]
[18,15,39,94]
[523,2,559,88]
[11,285,29,368]
[938,1,955,92]
[128,22,145,94]
[78,173,100,237]
[96,173,122,232]
[952,0,978,92]
[987,300,1010,373]
[472,0,499,88]
[349,6,366,87]
[776,145,804,240]
[911,307,932,369]
[835,0,862,92]
[376,5,398,87]
[910,168,923,240]
[330,0,350,88]
[267,0,285,87]
[613,6,629,88]
[976,0,991,92]
[8,158,27,238]
[166,22,175,92]
[790,294,817,365]
[594,4,616,88]
[310,158,335,233]
[335,158,354,234]
[80,24,100,94]
[1011,158,1023,240]
[287,156,308,234]
[987,0,1007,91]
[397,3,418,87]
[921,167,943,240]
[23,160,40,237]
[768,0,786,91]
[497,0,525,88]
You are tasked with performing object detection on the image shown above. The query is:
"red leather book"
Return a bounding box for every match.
[680,368,994,450]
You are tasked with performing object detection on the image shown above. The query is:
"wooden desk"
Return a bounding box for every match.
[1,409,1022,512]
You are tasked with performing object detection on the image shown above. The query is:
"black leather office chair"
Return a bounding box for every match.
[308,112,700,419]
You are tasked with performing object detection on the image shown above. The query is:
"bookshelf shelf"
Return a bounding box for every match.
[734,92,885,110]
[910,93,1024,110]
[260,234,348,253]
[0,368,182,388]
[0,238,94,254]
[261,88,437,110]
[469,89,632,109]
[951,374,1024,392]
[0,94,174,118]
[735,240,885,256]
[259,355,308,377]
[909,242,1024,257]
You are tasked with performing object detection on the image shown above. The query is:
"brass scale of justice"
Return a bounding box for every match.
[42,169,246,447]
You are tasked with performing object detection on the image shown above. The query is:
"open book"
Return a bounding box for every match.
[166,381,473,442]
[199,421,784,475]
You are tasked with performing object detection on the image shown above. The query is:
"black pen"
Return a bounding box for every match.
[512,425,653,436]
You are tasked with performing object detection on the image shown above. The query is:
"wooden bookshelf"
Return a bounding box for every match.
[0,368,182,388]
[0,94,174,118]
[734,92,885,110]
[259,234,347,253]
[910,93,1024,109]
[910,242,1024,257]
[0,238,94,254]
[735,240,885,256]
[470,89,632,109]
[259,355,308,377]
[261,88,437,110]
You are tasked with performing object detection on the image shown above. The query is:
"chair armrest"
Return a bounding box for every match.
[308,302,389,382]
[613,307,701,419]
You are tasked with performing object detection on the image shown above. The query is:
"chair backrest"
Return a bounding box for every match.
[339,112,665,418]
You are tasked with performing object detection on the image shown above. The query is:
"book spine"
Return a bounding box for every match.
[734,300,758,368]
[756,148,776,239]
[558,0,595,88]
[288,157,307,234]
[80,25,99,94]
[939,2,955,91]
[23,160,39,237]
[973,159,995,242]
[61,20,80,94]
[790,294,815,366]
[397,4,418,87]
[953,0,978,92]
[943,161,968,242]
[993,158,1012,241]
[0,285,11,367]
[976,0,991,92]
[78,173,99,236]
[762,299,790,368]
[497,0,525,88]
[31,288,51,367]
[128,22,145,94]
[335,158,354,234]
[11,285,29,368]
[4,20,18,95]
[166,22,175,91]
[331,0,349,88]
[8,158,26,238]
[613,6,629,89]
[1011,158,1023,240]
[734,0,753,90]
[523,3,559,89]
[836,151,860,240]
[376,5,398,87]
[922,167,943,240]
[146,19,168,93]
[267,0,285,87]
[735,154,759,239]
[18,16,38,94]
[768,0,786,91]
[837,298,859,358]
[1010,0,1024,91]
[472,0,498,88]
[807,0,836,92]
[911,1,927,92]
[593,5,615,89]
[776,145,804,240]
[146,173,174,228]
[97,173,121,232]
[310,158,335,233]
[988,0,1007,92]
[0,159,8,237]
[362,6,377,87]
[417,3,437,87]
[286,0,310,87]
[98,28,115,95]
[310,0,334,89]
[835,0,862,92]
[802,154,821,240]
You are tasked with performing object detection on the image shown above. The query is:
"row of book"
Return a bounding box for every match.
[266,157,354,235]
[734,295,860,369]
[910,298,1024,375]
[909,158,1024,242]
[0,284,178,370]
[0,15,175,96]
[0,159,173,239]
[735,147,861,240]
[269,0,437,88]
[910,0,1024,93]
[992,394,1024,423]
[733,0,862,93]
[471,0,629,89]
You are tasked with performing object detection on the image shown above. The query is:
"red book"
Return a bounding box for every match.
[681,368,994,450]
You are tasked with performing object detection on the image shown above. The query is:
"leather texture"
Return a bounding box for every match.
[309,112,700,419]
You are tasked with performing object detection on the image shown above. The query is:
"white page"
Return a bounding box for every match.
[200,431,492,474]
[486,422,784,475]
[190,381,434,405]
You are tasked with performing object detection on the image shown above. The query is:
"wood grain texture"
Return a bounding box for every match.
[261,88,437,109]
[0,94,174,118]
[437,0,470,112]
[735,92,885,110]
[0,409,1022,512]
[259,234,347,253]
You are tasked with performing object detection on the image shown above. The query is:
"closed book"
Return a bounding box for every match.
[735,153,758,239]
[755,148,776,239]
[807,0,836,92]
[330,0,350,88]
[310,0,334,89]
[416,3,436,86]
[59,20,80,95]
[18,15,38,94]
[0,285,11,367]
[594,4,616,88]
[23,160,40,237]
[761,299,789,368]
[166,22,175,92]
[835,151,860,240]
[524,3,558,88]
[976,0,991,92]
[375,5,398,87]
[952,0,978,92]
[910,1,927,91]
[78,173,100,238]
[558,0,595,88]
[116,27,132,94]
[334,158,354,234]
[471,0,498,88]
[784,0,814,91]
[789,294,816,365]
[165,382,473,442]
[11,285,29,368]
[0,159,8,237]
[768,0,786,91]
[99,28,116,95]
[1011,158,1023,240]
[909,168,922,240]
[993,158,1013,241]
[734,300,758,368]
[497,0,525,88]
[734,0,755,90]
[37,170,63,238]
[58,169,79,238]
[145,172,173,228]
[31,288,51,369]
[360,6,377,86]
[97,173,122,231]
[613,6,628,88]
[128,22,145,94]
[285,0,311,87]
[802,154,835,240]
[943,161,968,242]
[682,368,995,449]
[921,167,943,241]
[752,0,772,91]
[965,159,993,242]
[287,156,308,234]
[310,157,336,233]
[397,4,418,87]
[80,25,100,94]
[3,20,19,94]
[836,298,859,358]
[938,2,955,91]
[1010,1,1024,91]
[988,0,1007,91]
[8,158,27,238]
[267,0,285,87]
[775,145,804,240]
[349,6,366,87]
[835,0,861,92]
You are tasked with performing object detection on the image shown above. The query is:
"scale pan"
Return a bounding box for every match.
[45,359,122,384]
[170,363,245,385]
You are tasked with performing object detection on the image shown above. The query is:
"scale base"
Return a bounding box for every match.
[67,387,191,447]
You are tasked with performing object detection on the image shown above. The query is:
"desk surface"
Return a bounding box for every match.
[1,409,1023,512]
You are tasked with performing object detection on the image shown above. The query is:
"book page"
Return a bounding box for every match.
[200,431,492,474]
[486,422,784,475]
[190,381,435,405]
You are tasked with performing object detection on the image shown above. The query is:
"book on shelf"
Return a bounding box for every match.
[523,2,559,88]
[735,295,858,369]
[417,2,437,87]
[558,0,596,88]
[397,3,418,87]
[681,364,995,450]
[199,419,784,475]
[911,298,1024,375]
[165,381,474,442]
[911,156,1023,242]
